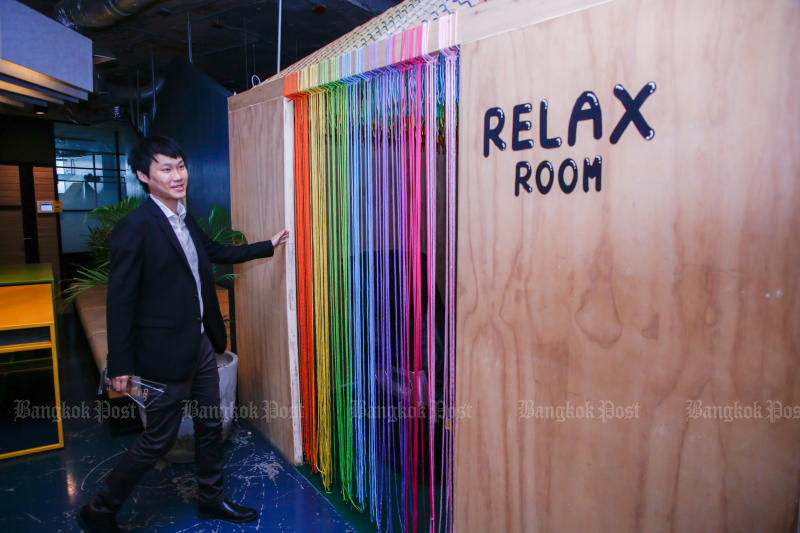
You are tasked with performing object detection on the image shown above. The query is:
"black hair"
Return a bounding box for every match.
[128,135,188,194]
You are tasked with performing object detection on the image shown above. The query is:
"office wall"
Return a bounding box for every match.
[152,57,232,220]
[0,115,54,166]
[0,116,58,270]
[228,87,299,463]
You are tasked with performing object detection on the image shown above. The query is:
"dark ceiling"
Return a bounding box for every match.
[14,0,400,122]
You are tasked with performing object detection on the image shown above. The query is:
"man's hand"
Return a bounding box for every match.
[110,375,129,394]
[271,229,290,248]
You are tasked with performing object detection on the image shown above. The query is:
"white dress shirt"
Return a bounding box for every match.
[150,196,204,333]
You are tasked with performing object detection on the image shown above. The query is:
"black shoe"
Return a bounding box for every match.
[76,504,121,533]
[198,499,258,523]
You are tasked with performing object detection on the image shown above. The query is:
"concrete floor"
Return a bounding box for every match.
[0,314,356,533]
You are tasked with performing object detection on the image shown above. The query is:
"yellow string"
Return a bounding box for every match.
[310,90,333,489]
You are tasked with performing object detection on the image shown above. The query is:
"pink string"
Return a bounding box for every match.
[424,53,437,533]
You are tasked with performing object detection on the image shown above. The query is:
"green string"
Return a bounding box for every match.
[327,83,356,505]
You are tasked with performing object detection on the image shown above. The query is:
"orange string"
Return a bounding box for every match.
[293,93,317,470]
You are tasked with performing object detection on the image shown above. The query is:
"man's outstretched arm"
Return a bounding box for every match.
[192,218,289,264]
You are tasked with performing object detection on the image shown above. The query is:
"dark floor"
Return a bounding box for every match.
[0,313,356,533]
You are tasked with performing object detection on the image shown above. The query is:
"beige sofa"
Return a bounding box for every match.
[74,285,125,398]
[74,285,109,372]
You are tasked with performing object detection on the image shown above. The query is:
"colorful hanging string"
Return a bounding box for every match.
[288,43,459,533]
[423,51,437,532]
[440,48,458,533]
[309,88,333,489]
[293,93,317,471]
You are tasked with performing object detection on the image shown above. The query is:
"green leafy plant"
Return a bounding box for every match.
[194,205,247,246]
[193,205,246,284]
[62,198,141,305]
[85,196,143,266]
[62,261,110,304]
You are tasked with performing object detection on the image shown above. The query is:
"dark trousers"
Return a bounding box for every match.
[92,334,224,513]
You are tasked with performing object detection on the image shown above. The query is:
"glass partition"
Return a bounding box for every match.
[54,124,126,254]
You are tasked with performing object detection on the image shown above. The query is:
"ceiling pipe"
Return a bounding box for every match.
[55,0,163,29]
[150,48,156,118]
[187,11,193,64]
[276,0,282,74]
[243,17,248,89]
[96,74,164,102]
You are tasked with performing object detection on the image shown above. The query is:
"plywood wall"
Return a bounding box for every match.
[0,165,21,206]
[33,166,59,276]
[454,0,800,532]
[228,87,300,464]
[0,165,24,265]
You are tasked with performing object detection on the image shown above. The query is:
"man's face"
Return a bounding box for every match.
[137,154,188,204]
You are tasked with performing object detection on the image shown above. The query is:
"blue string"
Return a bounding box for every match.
[348,78,366,510]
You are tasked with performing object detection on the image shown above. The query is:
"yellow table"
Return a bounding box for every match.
[0,264,63,459]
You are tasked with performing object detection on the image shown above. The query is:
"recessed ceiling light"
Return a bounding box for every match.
[34,105,47,115]
[93,50,117,64]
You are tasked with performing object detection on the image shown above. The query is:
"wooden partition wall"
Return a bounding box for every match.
[33,166,59,274]
[226,0,615,471]
[228,83,301,464]
[228,0,799,530]
[0,165,25,265]
[455,0,800,532]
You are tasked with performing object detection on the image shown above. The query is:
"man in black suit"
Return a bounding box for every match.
[78,135,289,533]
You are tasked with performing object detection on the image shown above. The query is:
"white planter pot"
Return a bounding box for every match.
[140,351,238,463]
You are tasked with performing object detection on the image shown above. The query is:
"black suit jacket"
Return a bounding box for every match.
[106,198,274,381]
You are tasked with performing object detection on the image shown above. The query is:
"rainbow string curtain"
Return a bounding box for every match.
[287,38,459,533]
